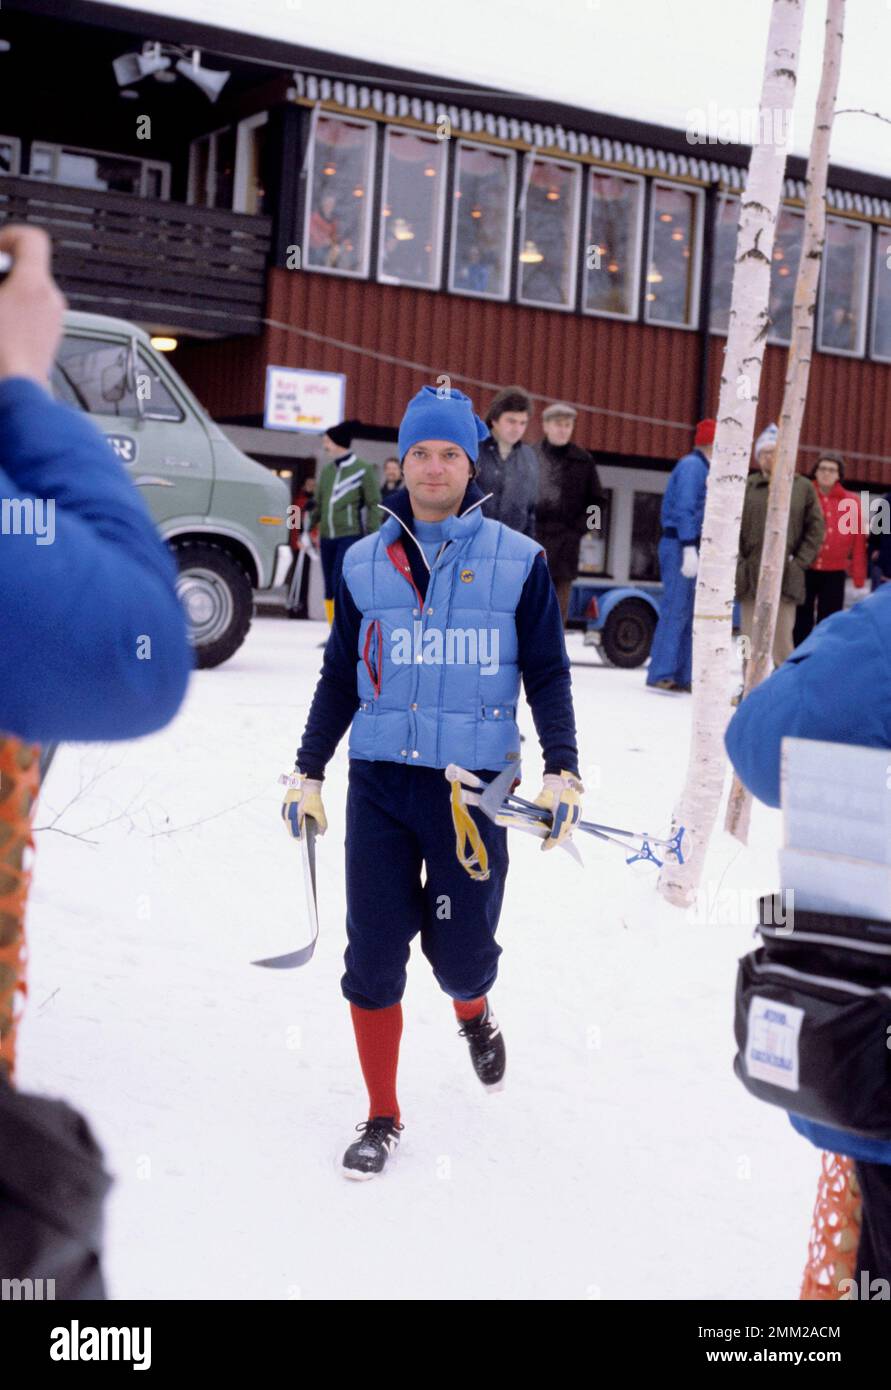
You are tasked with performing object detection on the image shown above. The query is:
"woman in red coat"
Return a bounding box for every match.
[793,452,867,646]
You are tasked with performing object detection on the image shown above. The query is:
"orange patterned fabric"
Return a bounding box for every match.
[0,737,40,1085]
[800,1152,862,1299]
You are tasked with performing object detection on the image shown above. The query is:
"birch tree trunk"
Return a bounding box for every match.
[658,0,805,908]
[726,0,846,842]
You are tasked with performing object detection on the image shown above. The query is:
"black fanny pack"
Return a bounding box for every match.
[733,894,891,1141]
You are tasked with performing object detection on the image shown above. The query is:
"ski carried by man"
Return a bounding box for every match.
[285,385,585,1179]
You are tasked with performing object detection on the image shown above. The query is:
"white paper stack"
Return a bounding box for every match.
[779,737,891,922]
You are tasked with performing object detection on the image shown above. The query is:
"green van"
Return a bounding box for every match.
[52,311,291,667]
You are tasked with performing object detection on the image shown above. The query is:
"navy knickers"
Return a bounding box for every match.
[341,759,510,1010]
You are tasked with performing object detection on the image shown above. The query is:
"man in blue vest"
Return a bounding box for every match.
[646,418,715,693]
[285,385,583,1179]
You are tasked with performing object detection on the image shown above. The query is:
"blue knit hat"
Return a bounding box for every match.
[397,386,489,468]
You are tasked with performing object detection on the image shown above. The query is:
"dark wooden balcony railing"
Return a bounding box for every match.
[0,176,272,336]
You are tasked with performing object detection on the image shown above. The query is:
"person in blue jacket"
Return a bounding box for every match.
[646,418,715,693]
[725,585,891,1282]
[283,385,584,1180]
[0,223,192,1301]
[0,224,192,743]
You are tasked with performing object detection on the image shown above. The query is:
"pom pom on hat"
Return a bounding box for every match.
[754,423,779,458]
[694,418,716,447]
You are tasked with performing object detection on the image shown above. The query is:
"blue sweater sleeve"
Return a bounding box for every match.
[0,378,192,742]
[295,577,362,779]
[725,587,891,808]
[516,552,580,777]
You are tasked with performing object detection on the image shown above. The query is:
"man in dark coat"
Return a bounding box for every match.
[474,385,539,538]
[736,423,825,669]
[534,402,603,625]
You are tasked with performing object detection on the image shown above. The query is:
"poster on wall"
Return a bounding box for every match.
[263,365,347,433]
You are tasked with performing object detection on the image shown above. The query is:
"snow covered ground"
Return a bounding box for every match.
[18,618,821,1301]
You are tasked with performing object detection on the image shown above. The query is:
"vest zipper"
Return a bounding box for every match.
[377,496,493,765]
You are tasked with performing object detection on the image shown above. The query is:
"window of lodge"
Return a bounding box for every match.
[582,170,644,321]
[817,214,870,357]
[644,180,703,329]
[710,197,805,346]
[448,140,515,301]
[871,226,891,362]
[377,126,446,289]
[516,154,581,311]
[303,113,376,277]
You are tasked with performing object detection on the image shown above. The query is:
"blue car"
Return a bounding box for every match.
[569,581,741,668]
[569,581,662,667]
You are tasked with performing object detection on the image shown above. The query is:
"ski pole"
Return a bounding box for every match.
[446,764,685,868]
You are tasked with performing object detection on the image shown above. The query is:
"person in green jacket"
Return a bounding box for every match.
[735,423,825,669]
[311,419,381,624]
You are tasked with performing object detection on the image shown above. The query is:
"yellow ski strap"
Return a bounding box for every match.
[449,778,490,881]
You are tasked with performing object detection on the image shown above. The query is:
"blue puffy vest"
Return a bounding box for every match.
[341,496,540,771]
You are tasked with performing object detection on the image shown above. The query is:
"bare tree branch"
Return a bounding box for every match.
[835,106,891,126]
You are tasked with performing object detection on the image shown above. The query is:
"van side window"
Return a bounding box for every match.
[54,336,184,422]
[136,350,185,422]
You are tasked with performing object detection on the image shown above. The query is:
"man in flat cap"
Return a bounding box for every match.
[534,403,603,626]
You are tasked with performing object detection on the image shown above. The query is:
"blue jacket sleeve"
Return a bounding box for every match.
[664,454,707,545]
[295,577,361,779]
[0,377,192,742]
[725,587,891,808]
[516,552,580,777]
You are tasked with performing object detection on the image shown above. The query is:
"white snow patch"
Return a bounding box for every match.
[17,621,820,1299]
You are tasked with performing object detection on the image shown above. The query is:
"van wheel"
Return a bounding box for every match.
[600,599,656,668]
[172,541,254,669]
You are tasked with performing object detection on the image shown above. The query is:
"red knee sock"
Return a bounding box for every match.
[350,1002,403,1124]
[453,996,486,1022]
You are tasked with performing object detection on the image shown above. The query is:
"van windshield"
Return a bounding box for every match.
[53,335,184,422]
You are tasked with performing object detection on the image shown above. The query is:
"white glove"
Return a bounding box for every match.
[680,545,699,579]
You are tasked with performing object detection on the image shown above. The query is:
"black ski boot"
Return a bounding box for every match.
[457,998,506,1090]
[341,1115,404,1180]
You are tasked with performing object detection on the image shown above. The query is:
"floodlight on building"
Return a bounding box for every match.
[150,336,178,352]
[175,52,230,103]
[112,43,228,103]
[112,45,171,87]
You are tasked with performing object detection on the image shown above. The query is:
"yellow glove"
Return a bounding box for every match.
[533,770,584,852]
[281,771,328,838]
